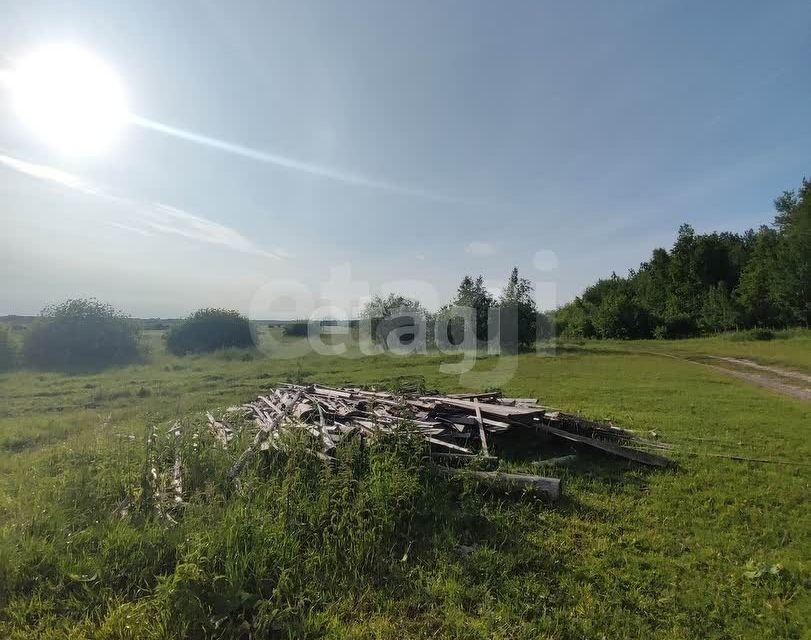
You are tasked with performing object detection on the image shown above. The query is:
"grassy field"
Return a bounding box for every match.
[0,330,808,638]
[627,329,811,371]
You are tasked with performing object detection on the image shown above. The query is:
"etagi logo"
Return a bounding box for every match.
[249,259,558,386]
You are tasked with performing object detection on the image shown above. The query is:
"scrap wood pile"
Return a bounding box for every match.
[211,383,673,501]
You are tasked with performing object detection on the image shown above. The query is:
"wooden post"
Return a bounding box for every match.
[473,398,489,457]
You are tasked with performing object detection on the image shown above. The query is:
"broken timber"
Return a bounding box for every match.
[216,383,672,497]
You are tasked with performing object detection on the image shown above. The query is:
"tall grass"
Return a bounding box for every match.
[0,339,808,638]
[0,415,463,638]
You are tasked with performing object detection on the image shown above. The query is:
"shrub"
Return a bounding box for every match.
[0,327,16,371]
[282,321,309,337]
[729,328,776,342]
[592,291,654,339]
[166,309,254,355]
[22,299,142,372]
[654,313,699,339]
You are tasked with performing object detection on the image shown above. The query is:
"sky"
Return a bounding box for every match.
[1,0,809,318]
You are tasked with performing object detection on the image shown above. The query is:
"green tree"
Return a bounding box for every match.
[510,174,810,338]
[22,298,142,372]
[438,275,494,343]
[554,299,595,338]
[590,278,654,339]
[736,227,792,327]
[773,178,811,325]
[498,267,538,349]
[700,283,739,332]
[167,308,254,355]
[634,248,671,320]
[666,224,703,318]
[361,294,424,319]
[361,294,426,347]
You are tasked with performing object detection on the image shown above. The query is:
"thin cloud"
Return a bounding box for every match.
[465,241,500,257]
[0,153,93,193]
[139,203,282,259]
[130,114,476,205]
[107,221,155,237]
[0,152,283,259]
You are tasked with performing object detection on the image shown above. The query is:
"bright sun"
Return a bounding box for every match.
[10,44,128,155]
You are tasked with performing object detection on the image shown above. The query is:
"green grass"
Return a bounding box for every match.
[621,328,811,372]
[0,333,808,638]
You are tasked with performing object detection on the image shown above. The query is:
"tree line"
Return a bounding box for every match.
[358,266,544,350]
[554,177,810,339]
[2,175,806,372]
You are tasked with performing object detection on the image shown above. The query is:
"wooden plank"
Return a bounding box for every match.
[258,395,283,415]
[473,399,489,457]
[446,391,502,401]
[426,437,473,454]
[433,397,545,419]
[534,422,671,467]
[313,386,354,399]
[228,390,303,486]
[501,398,539,405]
[481,417,512,432]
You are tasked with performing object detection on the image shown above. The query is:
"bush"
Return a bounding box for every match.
[282,321,309,337]
[22,299,142,372]
[729,328,776,342]
[166,309,254,355]
[654,313,699,339]
[0,327,16,371]
[592,292,654,339]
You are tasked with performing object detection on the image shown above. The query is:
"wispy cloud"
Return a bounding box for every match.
[107,221,155,237]
[138,203,281,259]
[131,115,474,205]
[0,153,283,259]
[465,241,500,257]
[0,154,94,193]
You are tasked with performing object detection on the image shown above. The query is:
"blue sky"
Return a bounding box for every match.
[1,0,809,318]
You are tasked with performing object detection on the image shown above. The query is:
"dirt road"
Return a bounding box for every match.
[651,351,811,402]
[704,360,811,402]
[708,356,811,385]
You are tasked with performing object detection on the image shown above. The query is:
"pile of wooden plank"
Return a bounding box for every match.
[217,383,672,499]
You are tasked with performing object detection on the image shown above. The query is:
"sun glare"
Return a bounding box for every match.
[10,44,128,155]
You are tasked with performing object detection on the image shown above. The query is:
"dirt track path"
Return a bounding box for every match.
[708,356,811,385]
[648,351,811,402]
[703,361,811,402]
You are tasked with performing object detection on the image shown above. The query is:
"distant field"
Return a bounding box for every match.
[0,331,808,638]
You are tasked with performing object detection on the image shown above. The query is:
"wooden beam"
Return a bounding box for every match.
[427,437,473,454]
[432,397,545,419]
[534,421,671,467]
[473,399,490,457]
